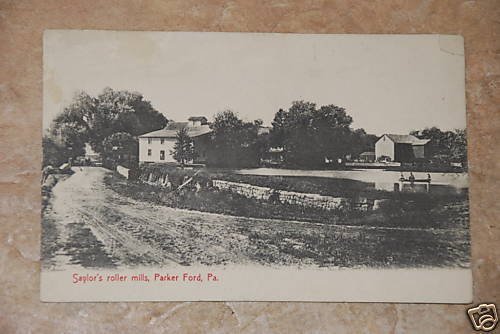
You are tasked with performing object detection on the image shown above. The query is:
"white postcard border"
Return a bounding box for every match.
[41,266,472,303]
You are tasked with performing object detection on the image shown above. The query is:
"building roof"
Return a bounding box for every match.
[139,122,212,138]
[188,116,208,124]
[360,151,375,156]
[383,134,430,145]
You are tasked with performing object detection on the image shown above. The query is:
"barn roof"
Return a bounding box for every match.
[188,116,208,124]
[139,122,212,138]
[383,134,430,145]
[360,151,375,156]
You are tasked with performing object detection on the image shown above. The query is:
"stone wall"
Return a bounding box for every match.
[213,179,359,211]
[136,173,387,211]
[212,179,272,200]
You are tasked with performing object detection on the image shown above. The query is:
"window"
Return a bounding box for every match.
[160,138,165,144]
[160,150,165,160]
[147,149,152,156]
[148,138,152,144]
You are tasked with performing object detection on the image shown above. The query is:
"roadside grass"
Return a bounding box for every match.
[41,214,60,269]
[105,171,469,230]
[41,173,71,268]
[244,224,470,268]
[62,223,118,268]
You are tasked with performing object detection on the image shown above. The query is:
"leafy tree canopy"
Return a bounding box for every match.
[208,110,262,167]
[102,132,139,168]
[410,127,467,163]
[42,135,78,167]
[50,88,167,154]
[270,101,372,167]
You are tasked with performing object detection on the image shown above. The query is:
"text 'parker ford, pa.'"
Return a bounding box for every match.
[72,272,220,284]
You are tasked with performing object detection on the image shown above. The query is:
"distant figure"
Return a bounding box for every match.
[399,172,405,181]
[427,173,432,183]
[409,172,415,184]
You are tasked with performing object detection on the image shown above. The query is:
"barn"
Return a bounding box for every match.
[359,151,376,162]
[375,134,430,163]
[138,116,212,164]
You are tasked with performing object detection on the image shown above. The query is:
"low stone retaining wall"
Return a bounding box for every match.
[213,179,272,200]
[135,171,387,211]
[277,189,349,210]
[212,179,381,211]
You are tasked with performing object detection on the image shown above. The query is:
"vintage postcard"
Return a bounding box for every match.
[41,30,471,302]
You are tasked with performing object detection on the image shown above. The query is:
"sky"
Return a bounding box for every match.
[44,31,466,136]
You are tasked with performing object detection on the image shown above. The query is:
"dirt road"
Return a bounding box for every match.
[42,167,469,269]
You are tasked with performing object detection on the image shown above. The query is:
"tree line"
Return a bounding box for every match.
[181,101,377,168]
[44,88,466,169]
[410,127,467,164]
[268,101,377,167]
[43,88,166,167]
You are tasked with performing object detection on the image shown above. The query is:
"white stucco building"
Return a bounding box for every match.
[138,116,212,164]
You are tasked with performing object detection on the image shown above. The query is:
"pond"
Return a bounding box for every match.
[235,168,468,193]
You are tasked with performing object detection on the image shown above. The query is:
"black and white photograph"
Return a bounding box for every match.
[41,31,470,302]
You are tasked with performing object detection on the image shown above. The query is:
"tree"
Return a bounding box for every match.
[279,101,318,166]
[42,135,74,167]
[271,101,359,167]
[50,88,167,154]
[171,128,196,166]
[207,110,261,167]
[411,127,467,163]
[270,108,287,147]
[449,129,467,163]
[48,121,87,159]
[102,132,138,168]
[349,128,378,157]
[311,104,353,163]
